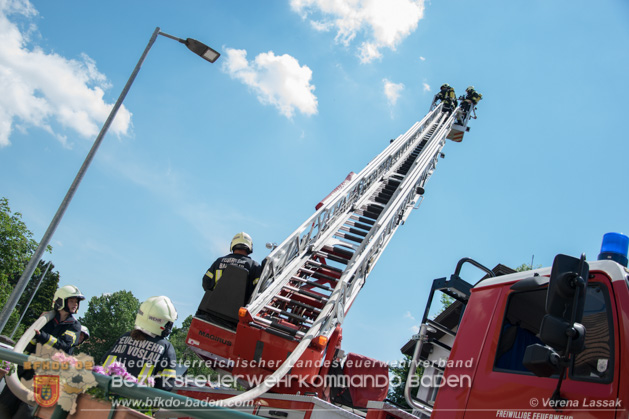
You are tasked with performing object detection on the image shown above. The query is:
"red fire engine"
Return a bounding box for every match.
[403,233,629,418]
[179,94,475,417]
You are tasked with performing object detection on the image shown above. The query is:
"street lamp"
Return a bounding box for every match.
[159,32,221,63]
[0,27,220,334]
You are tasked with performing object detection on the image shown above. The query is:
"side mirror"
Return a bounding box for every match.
[541,253,589,355]
[523,254,589,377]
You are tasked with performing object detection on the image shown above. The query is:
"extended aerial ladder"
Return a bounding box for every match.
[186,98,475,406]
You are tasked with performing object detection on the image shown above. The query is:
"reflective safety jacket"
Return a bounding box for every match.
[27,311,81,355]
[102,331,177,390]
[436,88,457,104]
[466,90,483,104]
[203,253,262,301]
[19,312,81,381]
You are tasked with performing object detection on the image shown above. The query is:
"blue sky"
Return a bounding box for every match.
[1,0,628,367]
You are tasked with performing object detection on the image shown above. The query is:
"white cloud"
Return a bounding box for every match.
[0,0,131,147]
[419,56,426,61]
[291,0,425,63]
[422,83,431,92]
[383,78,404,106]
[403,310,416,321]
[221,48,318,119]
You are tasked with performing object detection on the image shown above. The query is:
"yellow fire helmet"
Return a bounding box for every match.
[135,296,178,337]
[230,232,253,254]
[52,285,86,312]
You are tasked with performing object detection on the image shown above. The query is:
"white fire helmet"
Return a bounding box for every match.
[230,232,253,254]
[135,296,178,337]
[52,285,86,312]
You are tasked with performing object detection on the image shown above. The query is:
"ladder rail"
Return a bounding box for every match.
[250,107,456,335]
[249,104,445,307]
[213,103,467,408]
[324,112,454,334]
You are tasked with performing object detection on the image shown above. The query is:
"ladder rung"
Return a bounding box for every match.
[291,275,334,291]
[304,259,344,275]
[325,245,355,259]
[271,320,301,336]
[374,195,389,205]
[274,295,321,314]
[315,250,351,265]
[299,267,340,282]
[249,317,305,339]
[355,208,380,220]
[366,203,384,213]
[283,285,328,301]
[340,225,368,237]
[335,231,363,244]
[264,305,313,324]
[346,219,373,232]
[349,215,375,227]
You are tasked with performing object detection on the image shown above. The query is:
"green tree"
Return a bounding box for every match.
[0,197,51,336]
[389,290,455,409]
[169,315,218,378]
[388,354,421,409]
[78,290,140,363]
[514,262,542,272]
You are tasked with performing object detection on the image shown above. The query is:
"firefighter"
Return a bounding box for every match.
[461,86,482,111]
[457,86,483,125]
[69,325,90,355]
[434,83,457,114]
[0,285,85,418]
[101,296,178,391]
[202,232,262,303]
[79,325,90,345]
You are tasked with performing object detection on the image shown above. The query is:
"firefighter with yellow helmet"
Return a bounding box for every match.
[101,296,178,390]
[461,86,482,110]
[0,284,86,417]
[457,86,483,124]
[434,83,457,114]
[202,232,262,303]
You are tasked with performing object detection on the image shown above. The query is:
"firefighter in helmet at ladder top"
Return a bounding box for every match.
[434,83,457,115]
[0,285,86,418]
[201,232,262,304]
[100,296,178,391]
[457,86,483,125]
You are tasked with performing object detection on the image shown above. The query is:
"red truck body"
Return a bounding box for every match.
[411,259,629,418]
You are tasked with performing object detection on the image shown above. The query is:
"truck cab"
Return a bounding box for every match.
[405,234,629,418]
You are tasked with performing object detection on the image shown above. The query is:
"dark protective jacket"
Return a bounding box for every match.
[18,311,82,381]
[466,90,483,104]
[102,331,177,391]
[27,311,81,354]
[435,87,458,109]
[203,253,262,302]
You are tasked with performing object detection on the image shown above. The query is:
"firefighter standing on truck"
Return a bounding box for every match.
[0,285,85,418]
[101,296,178,391]
[202,232,262,303]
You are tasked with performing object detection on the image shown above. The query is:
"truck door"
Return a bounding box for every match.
[463,273,619,418]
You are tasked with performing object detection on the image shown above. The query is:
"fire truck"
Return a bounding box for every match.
[402,233,629,418]
[178,95,476,418]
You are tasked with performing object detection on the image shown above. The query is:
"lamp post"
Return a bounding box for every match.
[9,262,52,340]
[0,27,220,334]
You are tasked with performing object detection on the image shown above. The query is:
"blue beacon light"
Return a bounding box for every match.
[597,232,629,267]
